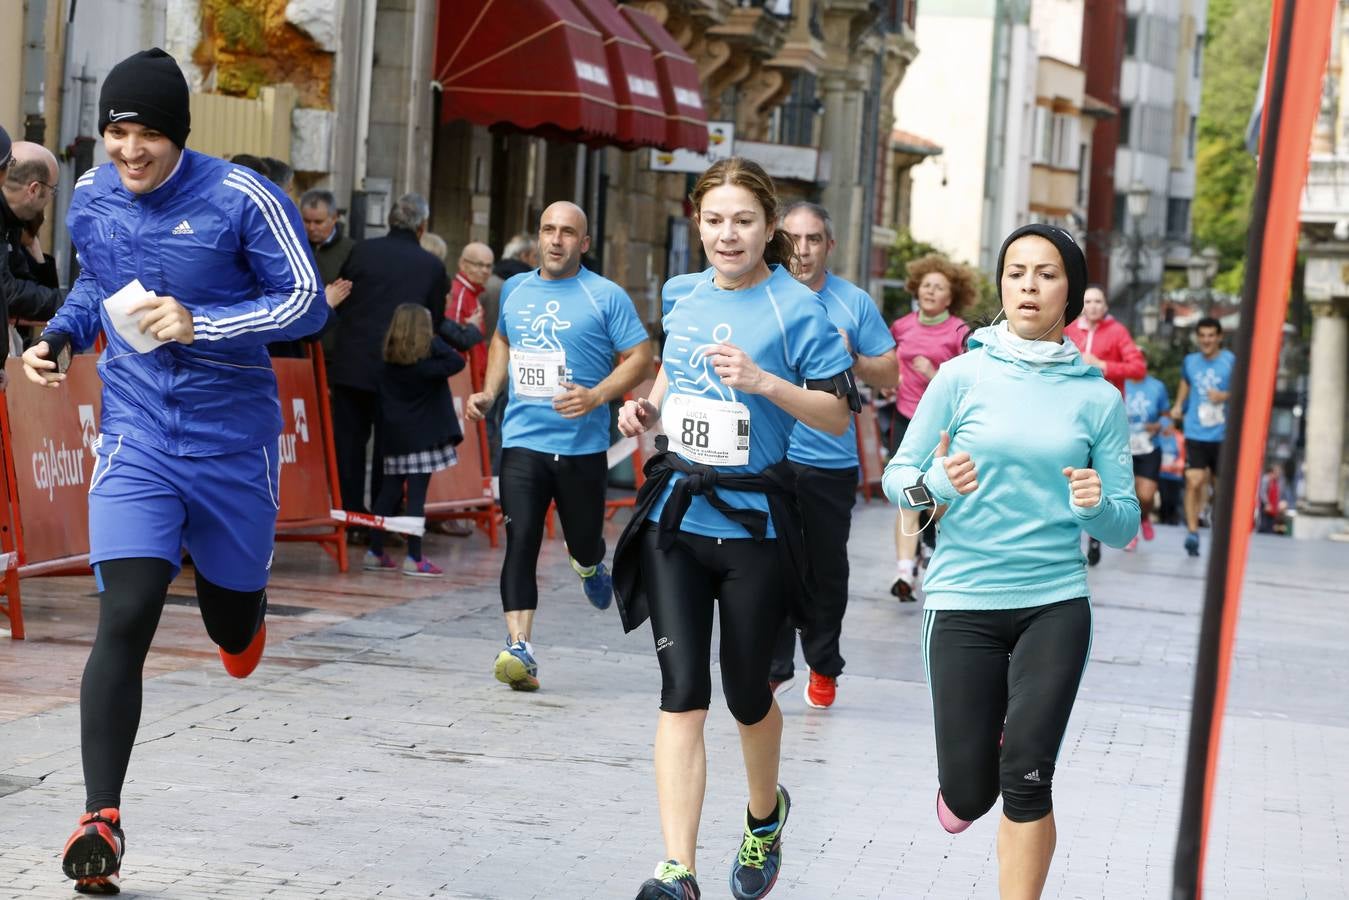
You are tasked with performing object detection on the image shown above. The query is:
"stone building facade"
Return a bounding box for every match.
[1296,0,1349,540]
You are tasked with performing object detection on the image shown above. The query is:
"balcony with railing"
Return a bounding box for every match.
[1302,154,1349,225]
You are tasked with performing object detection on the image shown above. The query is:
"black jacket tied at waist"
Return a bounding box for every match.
[613,436,807,634]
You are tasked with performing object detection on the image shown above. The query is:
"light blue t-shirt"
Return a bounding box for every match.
[1180,349,1236,442]
[785,273,895,469]
[1124,375,1170,455]
[498,267,649,456]
[651,265,853,539]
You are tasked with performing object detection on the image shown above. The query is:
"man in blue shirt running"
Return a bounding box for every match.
[769,201,897,709]
[465,201,652,691]
[1169,316,1235,557]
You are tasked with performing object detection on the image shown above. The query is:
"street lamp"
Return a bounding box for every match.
[1126,182,1150,332]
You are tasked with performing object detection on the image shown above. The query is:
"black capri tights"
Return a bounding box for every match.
[499,447,607,612]
[923,598,1091,823]
[639,525,787,726]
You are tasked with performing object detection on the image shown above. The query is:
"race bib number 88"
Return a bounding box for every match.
[664,393,751,466]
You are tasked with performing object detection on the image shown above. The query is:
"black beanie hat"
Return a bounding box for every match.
[98,48,191,148]
[995,223,1089,325]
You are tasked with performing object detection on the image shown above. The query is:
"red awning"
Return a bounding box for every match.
[618,6,709,152]
[571,0,669,150]
[435,0,619,142]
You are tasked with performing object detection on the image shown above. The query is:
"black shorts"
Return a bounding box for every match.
[1132,447,1161,481]
[1186,439,1223,475]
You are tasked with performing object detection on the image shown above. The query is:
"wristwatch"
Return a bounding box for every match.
[903,473,935,509]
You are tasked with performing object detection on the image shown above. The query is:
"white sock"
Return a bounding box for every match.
[896,559,916,576]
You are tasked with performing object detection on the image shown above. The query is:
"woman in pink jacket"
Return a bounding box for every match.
[1063,285,1146,565]
[889,254,974,600]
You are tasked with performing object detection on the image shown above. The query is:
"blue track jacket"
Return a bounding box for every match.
[45,150,327,457]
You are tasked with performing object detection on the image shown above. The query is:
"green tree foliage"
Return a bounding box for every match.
[1192,0,1271,285]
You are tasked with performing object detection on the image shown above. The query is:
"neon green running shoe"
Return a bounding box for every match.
[729,785,791,899]
[636,859,700,899]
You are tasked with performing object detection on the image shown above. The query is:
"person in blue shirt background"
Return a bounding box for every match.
[1124,370,1170,549]
[1169,317,1236,557]
[768,201,897,710]
[464,201,652,693]
[616,157,854,900]
[1155,416,1186,524]
[884,223,1136,899]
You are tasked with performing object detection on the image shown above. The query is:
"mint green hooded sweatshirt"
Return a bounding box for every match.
[882,322,1139,610]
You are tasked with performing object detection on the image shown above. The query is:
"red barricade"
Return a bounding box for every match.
[0,351,348,640]
[855,405,886,501]
[604,377,657,520]
[272,352,348,572]
[0,440,21,639]
[424,368,498,546]
[1,356,103,579]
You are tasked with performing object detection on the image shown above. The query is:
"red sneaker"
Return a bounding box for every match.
[219,621,266,679]
[62,808,124,892]
[1141,518,1156,541]
[803,670,836,709]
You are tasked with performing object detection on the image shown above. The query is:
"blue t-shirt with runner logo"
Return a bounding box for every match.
[498,267,649,456]
[787,272,894,469]
[1180,349,1236,442]
[651,265,853,539]
[1124,375,1170,456]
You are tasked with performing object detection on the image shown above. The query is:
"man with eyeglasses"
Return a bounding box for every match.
[449,241,494,382]
[1,134,65,353]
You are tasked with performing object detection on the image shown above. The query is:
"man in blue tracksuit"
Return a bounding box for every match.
[20,49,327,895]
[769,202,898,709]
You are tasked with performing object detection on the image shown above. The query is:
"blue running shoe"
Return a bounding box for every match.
[1184,531,1200,557]
[636,859,701,899]
[493,640,539,691]
[729,785,790,899]
[578,561,614,611]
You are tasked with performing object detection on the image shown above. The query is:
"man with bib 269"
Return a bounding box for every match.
[465,201,652,692]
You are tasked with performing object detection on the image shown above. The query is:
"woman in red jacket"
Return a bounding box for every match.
[1063,285,1146,565]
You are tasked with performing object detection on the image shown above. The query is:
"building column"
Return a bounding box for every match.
[1298,296,1349,523]
[817,68,869,283]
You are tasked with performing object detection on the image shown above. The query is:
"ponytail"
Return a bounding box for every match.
[765,229,798,273]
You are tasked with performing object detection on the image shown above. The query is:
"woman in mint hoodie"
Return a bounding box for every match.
[883,224,1137,899]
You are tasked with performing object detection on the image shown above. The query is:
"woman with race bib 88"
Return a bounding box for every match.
[613,157,855,900]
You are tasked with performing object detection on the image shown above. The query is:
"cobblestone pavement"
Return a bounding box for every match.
[0,501,1345,899]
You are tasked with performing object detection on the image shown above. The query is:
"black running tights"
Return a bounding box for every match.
[498,447,607,612]
[923,598,1091,823]
[81,558,267,812]
[640,525,786,725]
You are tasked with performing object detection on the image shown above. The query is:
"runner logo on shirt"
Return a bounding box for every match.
[664,323,751,465]
[511,300,572,400]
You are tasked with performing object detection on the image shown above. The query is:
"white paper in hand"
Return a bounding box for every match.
[104,279,170,353]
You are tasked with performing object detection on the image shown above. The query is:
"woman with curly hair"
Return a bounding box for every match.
[889,253,976,600]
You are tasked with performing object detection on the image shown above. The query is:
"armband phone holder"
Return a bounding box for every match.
[903,475,935,509]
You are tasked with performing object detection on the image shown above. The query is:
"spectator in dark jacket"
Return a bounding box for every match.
[300,189,356,361]
[365,304,466,576]
[328,192,482,517]
[2,137,65,352]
